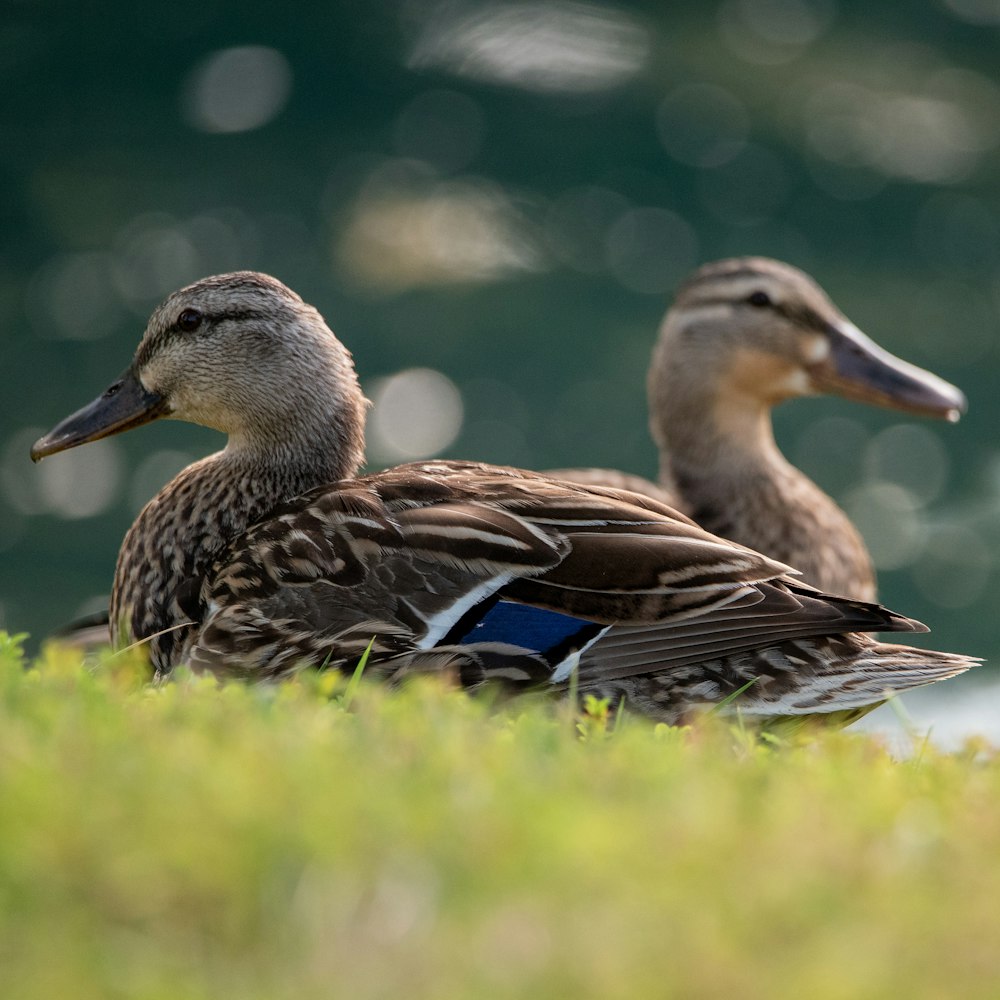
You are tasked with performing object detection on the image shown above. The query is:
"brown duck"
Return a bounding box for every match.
[554,258,966,601]
[31,272,975,725]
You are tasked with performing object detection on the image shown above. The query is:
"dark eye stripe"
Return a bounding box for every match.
[215,310,263,323]
[682,296,829,334]
[170,308,264,335]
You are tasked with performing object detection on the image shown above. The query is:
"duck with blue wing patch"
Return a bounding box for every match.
[31,272,978,725]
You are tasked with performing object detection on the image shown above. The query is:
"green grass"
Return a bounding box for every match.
[1,631,998,1000]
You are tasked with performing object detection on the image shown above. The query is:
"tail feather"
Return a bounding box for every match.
[733,642,979,717]
[578,634,980,726]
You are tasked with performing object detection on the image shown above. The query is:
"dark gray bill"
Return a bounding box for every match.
[815,321,967,422]
[31,369,168,462]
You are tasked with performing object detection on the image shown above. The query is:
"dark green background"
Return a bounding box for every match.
[3,0,999,681]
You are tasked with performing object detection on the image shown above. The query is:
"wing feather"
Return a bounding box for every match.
[188,460,974,718]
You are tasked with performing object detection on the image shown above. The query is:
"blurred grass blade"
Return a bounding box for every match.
[708,676,758,716]
[341,636,375,710]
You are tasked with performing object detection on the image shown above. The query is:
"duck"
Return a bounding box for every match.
[553,258,967,602]
[31,271,976,725]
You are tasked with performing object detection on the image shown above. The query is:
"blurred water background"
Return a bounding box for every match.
[3,0,998,739]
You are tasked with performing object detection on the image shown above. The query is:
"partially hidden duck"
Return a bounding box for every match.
[554,258,966,602]
[32,272,976,725]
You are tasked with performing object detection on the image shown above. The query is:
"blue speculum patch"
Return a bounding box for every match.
[456,599,603,665]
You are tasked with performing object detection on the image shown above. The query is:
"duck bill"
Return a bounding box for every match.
[812,321,967,422]
[31,369,168,462]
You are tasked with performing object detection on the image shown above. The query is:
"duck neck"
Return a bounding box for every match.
[657,380,786,474]
[221,354,369,486]
[652,380,806,534]
[650,377,874,599]
[222,415,364,489]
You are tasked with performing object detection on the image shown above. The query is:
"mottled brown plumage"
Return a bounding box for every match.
[103,274,367,667]
[31,271,976,724]
[556,258,966,601]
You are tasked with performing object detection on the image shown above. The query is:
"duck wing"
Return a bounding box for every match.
[185,461,974,719]
[185,460,780,674]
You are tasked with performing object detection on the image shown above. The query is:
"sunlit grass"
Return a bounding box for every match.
[1,631,998,1000]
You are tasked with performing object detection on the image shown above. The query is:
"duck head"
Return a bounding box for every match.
[650,257,966,429]
[32,271,368,475]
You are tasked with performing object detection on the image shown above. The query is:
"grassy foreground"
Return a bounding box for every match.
[1,632,998,1000]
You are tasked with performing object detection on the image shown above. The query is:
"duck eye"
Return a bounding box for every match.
[747,290,772,308]
[177,308,203,332]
